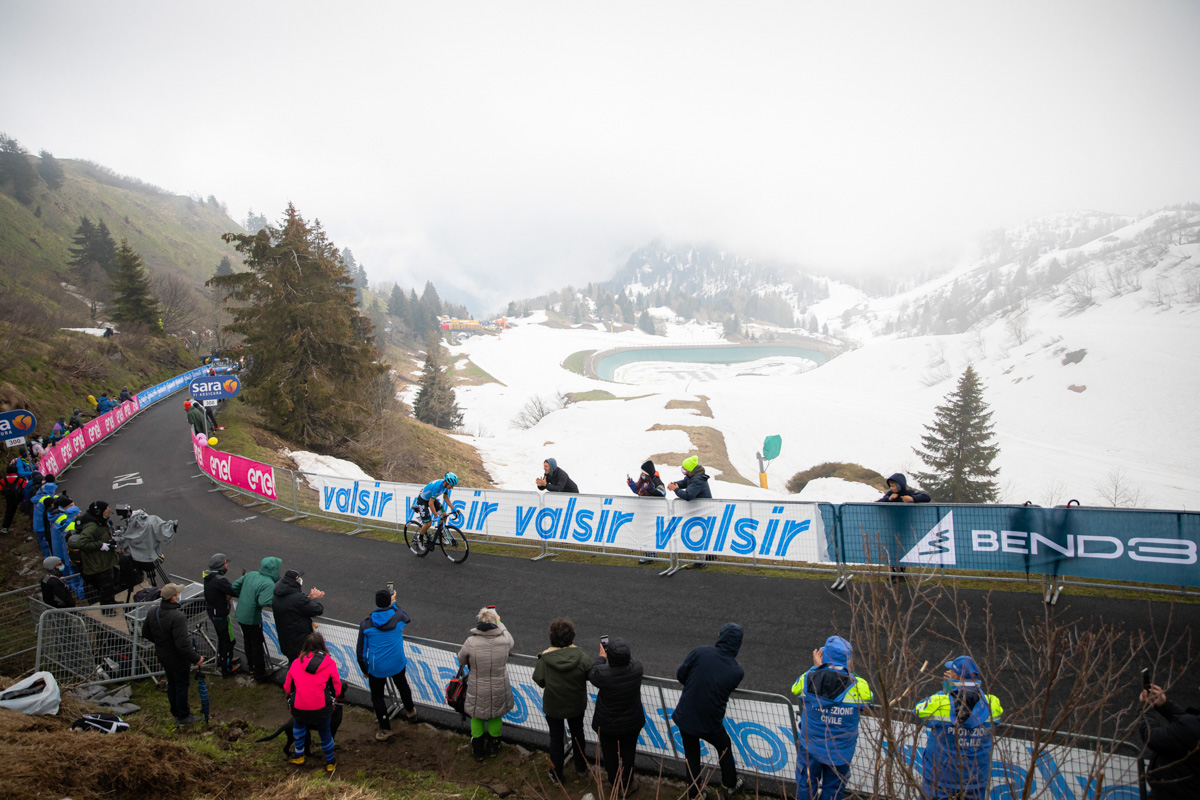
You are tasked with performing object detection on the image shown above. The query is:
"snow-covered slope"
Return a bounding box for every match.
[415,207,1200,510]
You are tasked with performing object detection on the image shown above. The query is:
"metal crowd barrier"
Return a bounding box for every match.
[0,583,40,671]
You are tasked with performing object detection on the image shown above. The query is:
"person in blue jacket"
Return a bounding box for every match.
[672,622,745,799]
[12,448,34,481]
[791,635,873,800]
[876,473,931,503]
[915,655,1003,800]
[96,393,115,414]
[30,474,57,558]
[414,472,457,544]
[49,495,84,597]
[356,585,418,741]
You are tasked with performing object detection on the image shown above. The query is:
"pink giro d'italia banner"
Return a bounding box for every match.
[37,397,141,477]
[192,437,278,501]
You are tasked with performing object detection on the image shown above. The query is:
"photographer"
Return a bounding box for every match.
[71,500,119,614]
[1140,682,1200,798]
[113,505,176,587]
[142,583,204,725]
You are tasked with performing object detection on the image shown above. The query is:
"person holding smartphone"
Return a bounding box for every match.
[357,584,417,741]
[589,634,645,796]
[1140,678,1200,798]
[533,617,593,785]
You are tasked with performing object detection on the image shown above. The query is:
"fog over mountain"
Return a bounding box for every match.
[3,1,1199,313]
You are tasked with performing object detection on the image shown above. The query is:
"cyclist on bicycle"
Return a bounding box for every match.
[415,472,458,543]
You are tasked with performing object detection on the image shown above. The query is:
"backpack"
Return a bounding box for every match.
[133,586,162,603]
[71,712,129,734]
[445,665,468,716]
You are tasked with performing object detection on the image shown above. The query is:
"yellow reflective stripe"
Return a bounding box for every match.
[988,695,1003,718]
[790,673,806,696]
[845,676,873,703]
[916,693,951,719]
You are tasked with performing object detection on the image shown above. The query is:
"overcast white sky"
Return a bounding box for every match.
[3,1,1199,313]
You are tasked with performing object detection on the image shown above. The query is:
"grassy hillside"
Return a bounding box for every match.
[0,155,243,324]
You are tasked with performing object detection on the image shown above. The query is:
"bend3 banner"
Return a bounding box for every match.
[838,503,1200,588]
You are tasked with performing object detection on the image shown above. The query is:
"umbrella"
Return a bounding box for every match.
[196,669,210,723]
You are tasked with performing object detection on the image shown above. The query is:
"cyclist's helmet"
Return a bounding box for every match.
[444,472,458,487]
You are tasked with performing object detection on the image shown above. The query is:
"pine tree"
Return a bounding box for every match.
[36,149,65,190]
[912,365,1000,503]
[0,133,38,205]
[215,255,233,277]
[94,220,118,275]
[68,217,98,270]
[638,310,656,335]
[109,240,161,329]
[210,204,385,448]
[412,340,463,430]
[387,284,407,318]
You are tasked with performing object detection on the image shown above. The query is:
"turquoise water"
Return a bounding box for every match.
[594,345,830,382]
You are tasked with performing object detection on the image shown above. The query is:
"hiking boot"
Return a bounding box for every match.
[403,708,419,723]
[486,734,500,758]
[472,736,487,762]
[289,754,305,766]
[375,728,393,741]
[325,761,337,775]
[624,777,641,797]
[722,778,745,799]
[175,714,202,726]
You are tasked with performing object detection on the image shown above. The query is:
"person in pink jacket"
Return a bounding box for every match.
[284,632,342,773]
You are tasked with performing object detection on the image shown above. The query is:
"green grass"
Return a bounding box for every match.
[562,349,595,375]
[566,389,616,402]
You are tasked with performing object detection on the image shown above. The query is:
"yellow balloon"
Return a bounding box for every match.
[207,437,218,447]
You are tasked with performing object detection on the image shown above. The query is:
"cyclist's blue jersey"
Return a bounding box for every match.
[419,479,451,502]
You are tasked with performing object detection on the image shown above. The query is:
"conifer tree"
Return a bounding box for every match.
[0,133,38,205]
[215,255,233,277]
[109,240,161,329]
[638,310,656,335]
[68,217,98,270]
[211,204,385,448]
[387,284,407,318]
[412,340,463,430]
[93,220,118,275]
[912,365,1000,503]
[36,149,65,190]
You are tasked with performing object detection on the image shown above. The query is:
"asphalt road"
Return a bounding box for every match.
[55,391,1200,702]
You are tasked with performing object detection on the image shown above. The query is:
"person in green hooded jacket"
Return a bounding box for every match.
[231,555,281,680]
[533,617,594,784]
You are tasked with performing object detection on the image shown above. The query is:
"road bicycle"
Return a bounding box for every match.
[404,508,470,564]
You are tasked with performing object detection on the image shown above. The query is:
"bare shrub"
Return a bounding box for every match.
[47,338,109,382]
[511,393,567,430]
[151,272,202,333]
[1006,312,1030,346]
[1064,270,1096,311]
[1094,468,1147,508]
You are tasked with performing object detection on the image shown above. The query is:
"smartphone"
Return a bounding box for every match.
[386,582,394,593]
[600,635,610,648]
[1142,668,1151,690]
[487,605,497,610]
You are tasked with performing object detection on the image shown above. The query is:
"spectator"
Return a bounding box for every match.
[29,436,44,462]
[119,386,132,403]
[40,556,75,609]
[284,632,341,774]
[792,636,872,800]
[19,468,42,518]
[49,417,66,444]
[915,656,1003,800]
[536,458,579,493]
[12,448,34,481]
[876,473,931,504]
[589,636,645,796]
[96,393,115,414]
[72,500,119,614]
[30,473,58,558]
[1,463,25,533]
[49,495,83,597]
[673,623,746,799]
[231,556,282,681]
[202,553,239,676]
[142,583,204,725]
[356,586,418,741]
[185,399,207,436]
[533,617,593,785]
[1139,681,1200,799]
[667,456,711,500]
[68,408,84,432]
[627,460,665,498]
[458,606,515,761]
[274,568,326,663]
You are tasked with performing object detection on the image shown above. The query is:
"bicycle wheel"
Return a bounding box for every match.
[403,520,431,557]
[439,525,470,564]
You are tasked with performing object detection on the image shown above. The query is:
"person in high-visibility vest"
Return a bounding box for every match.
[791,635,872,800]
[915,655,1004,800]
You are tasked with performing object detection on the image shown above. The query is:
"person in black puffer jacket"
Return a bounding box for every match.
[202,553,239,676]
[142,583,203,725]
[589,636,645,795]
[673,622,745,799]
[1140,681,1200,799]
[273,569,326,663]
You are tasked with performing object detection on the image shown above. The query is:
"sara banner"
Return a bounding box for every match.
[192,438,277,501]
[837,503,1200,588]
[307,474,830,561]
[136,366,210,407]
[189,375,241,402]
[258,612,1138,799]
